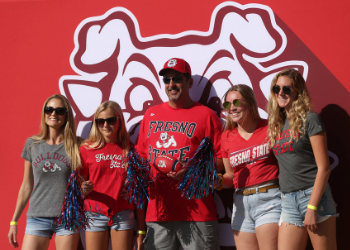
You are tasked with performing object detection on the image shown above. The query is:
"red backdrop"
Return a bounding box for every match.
[1,0,349,249]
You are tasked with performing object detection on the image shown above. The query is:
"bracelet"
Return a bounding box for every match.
[216,174,224,191]
[307,204,317,211]
[137,230,146,235]
[10,221,17,226]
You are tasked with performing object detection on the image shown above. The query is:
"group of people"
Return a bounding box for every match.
[8,58,338,250]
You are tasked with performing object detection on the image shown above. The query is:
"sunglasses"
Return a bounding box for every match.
[163,75,183,84]
[95,117,118,127]
[44,107,68,115]
[223,99,241,110]
[272,85,292,95]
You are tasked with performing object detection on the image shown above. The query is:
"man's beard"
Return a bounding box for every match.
[167,86,181,101]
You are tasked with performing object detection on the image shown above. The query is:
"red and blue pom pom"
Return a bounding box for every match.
[177,137,219,199]
[123,146,152,209]
[55,170,90,231]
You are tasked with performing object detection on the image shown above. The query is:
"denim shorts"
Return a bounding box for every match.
[231,184,281,233]
[85,209,136,232]
[279,184,339,227]
[25,217,78,238]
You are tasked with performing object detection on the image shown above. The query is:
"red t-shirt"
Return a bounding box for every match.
[221,119,279,189]
[80,143,134,218]
[136,102,223,222]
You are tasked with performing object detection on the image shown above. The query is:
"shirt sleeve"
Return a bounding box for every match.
[206,112,223,158]
[306,112,326,137]
[79,145,89,177]
[135,116,149,159]
[21,138,33,162]
[221,132,228,158]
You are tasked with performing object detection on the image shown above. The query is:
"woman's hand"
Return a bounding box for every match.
[8,225,18,248]
[213,174,223,189]
[81,180,93,197]
[133,233,145,250]
[304,208,318,232]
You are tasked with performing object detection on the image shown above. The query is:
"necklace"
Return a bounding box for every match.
[105,144,118,168]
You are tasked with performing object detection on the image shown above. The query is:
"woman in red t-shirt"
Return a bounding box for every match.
[220,85,280,250]
[80,101,145,250]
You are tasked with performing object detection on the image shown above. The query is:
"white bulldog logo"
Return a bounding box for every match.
[58,2,338,173]
[59,2,310,145]
[167,59,177,68]
[158,160,166,168]
[43,161,61,173]
[156,132,177,148]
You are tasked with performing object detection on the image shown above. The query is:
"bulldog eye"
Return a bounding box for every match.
[129,84,153,111]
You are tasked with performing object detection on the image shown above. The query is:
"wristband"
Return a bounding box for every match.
[307,204,317,211]
[137,230,146,235]
[216,174,224,191]
[10,221,17,226]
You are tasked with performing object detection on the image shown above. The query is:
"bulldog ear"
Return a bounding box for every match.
[220,8,278,55]
[80,15,134,66]
[60,77,103,120]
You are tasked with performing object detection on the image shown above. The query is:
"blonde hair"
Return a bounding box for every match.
[267,68,313,147]
[222,84,261,132]
[31,94,81,171]
[84,101,130,157]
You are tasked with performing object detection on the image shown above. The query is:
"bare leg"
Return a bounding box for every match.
[232,230,259,250]
[85,231,109,250]
[278,222,308,250]
[308,217,337,250]
[110,229,134,250]
[255,223,278,250]
[55,233,80,250]
[21,234,50,250]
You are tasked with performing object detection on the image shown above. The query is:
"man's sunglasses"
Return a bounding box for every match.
[163,75,183,84]
[223,99,241,110]
[44,107,68,115]
[95,117,118,127]
[272,85,292,95]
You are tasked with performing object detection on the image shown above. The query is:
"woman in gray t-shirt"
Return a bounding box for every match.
[8,94,82,250]
[267,69,338,250]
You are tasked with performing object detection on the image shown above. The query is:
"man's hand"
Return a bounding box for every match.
[167,159,187,180]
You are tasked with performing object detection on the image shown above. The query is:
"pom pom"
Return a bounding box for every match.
[177,137,219,199]
[123,147,153,209]
[55,170,90,231]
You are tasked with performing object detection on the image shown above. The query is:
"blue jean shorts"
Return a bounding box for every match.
[85,209,136,232]
[279,184,339,227]
[231,184,281,233]
[25,217,78,238]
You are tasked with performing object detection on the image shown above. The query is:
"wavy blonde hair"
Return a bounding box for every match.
[222,84,261,133]
[84,101,130,157]
[31,94,81,171]
[267,68,313,147]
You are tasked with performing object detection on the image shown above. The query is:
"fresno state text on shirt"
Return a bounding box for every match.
[230,143,270,167]
[147,121,197,162]
[273,129,300,156]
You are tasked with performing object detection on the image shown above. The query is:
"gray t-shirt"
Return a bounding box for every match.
[273,112,325,193]
[21,138,72,217]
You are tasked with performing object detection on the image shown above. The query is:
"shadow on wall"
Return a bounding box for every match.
[307,104,350,250]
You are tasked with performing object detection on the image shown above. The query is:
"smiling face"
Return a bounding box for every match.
[97,109,120,142]
[163,69,193,107]
[274,75,298,112]
[225,90,250,125]
[45,98,67,130]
